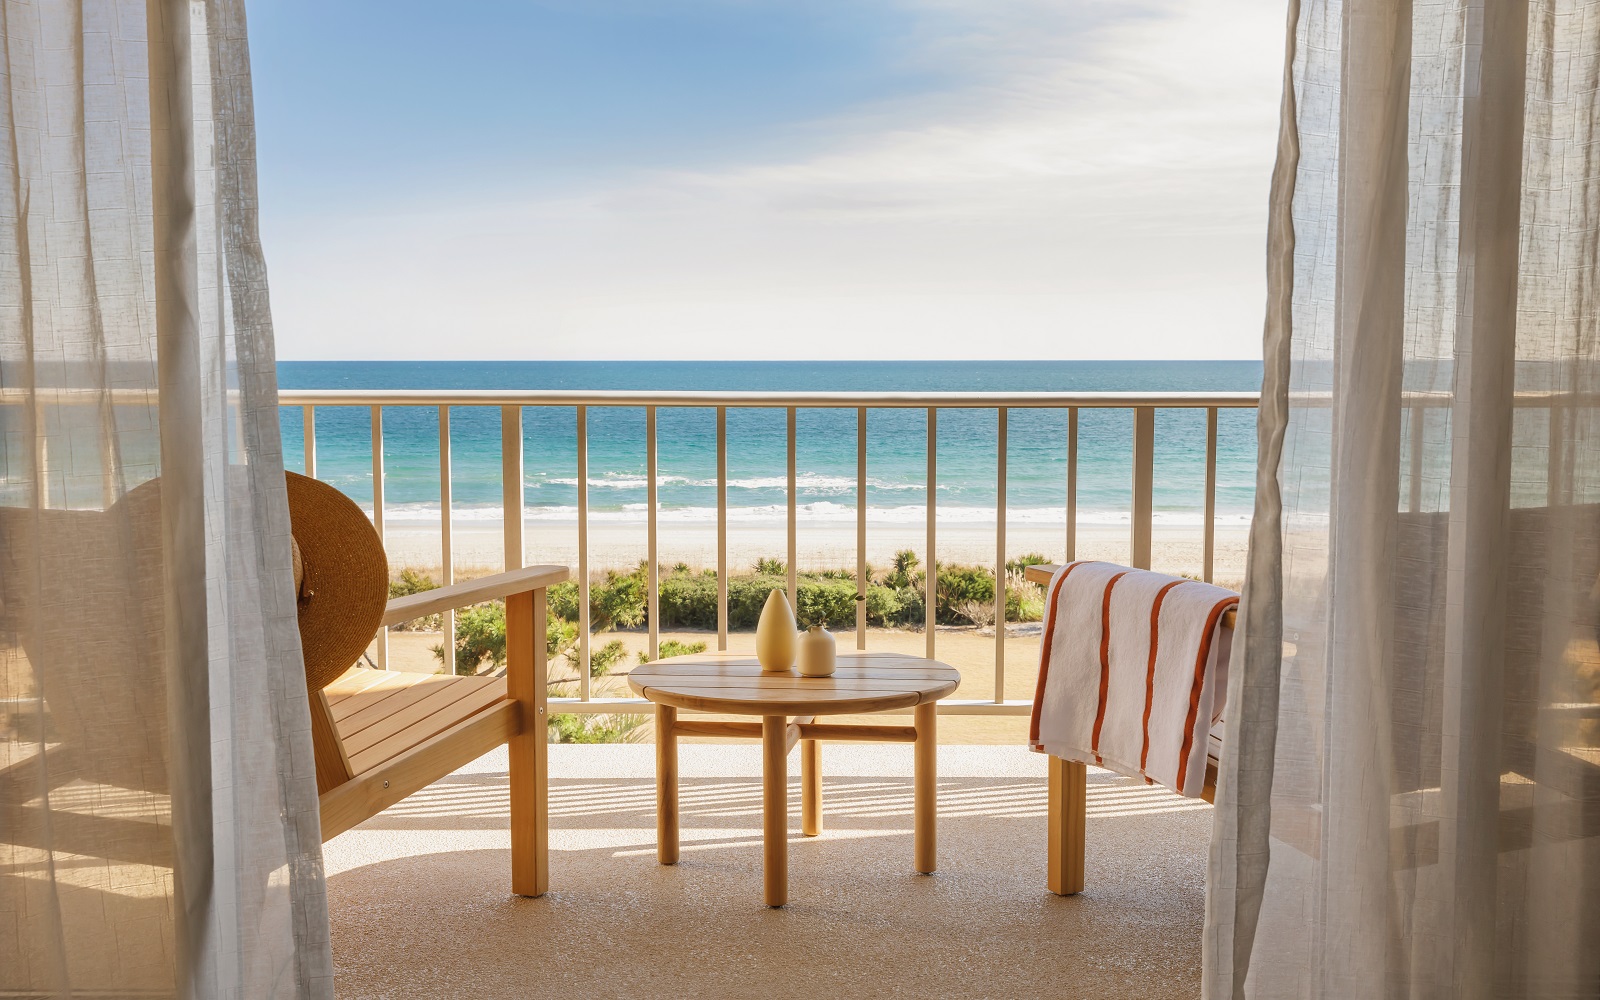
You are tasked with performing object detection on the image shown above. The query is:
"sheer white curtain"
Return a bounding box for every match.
[1207,0,1600,996]
[0,0,332,996]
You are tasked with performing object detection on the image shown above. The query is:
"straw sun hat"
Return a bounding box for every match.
[111,472,386,692]
[285,471,389,692]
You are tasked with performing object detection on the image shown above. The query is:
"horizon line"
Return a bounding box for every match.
[276,357,1264,364]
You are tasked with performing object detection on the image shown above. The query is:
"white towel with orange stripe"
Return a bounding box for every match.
[1029,561,1238,798]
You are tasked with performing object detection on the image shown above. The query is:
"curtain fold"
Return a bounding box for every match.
[1206,0,1600,996]
[0,1,332,996]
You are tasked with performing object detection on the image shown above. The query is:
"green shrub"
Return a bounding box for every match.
[726,577,790,629]
[884,550,920,589]
[548,581,580,622]
[390,567,438,598]
[548,712,649,743]
[935,565,995,624]
[388,568,442,631]
[638,639,708,664]
[753,556,785,575]
[591,570,647,631]
[547,571,648,632]
[1005,553,1051,574]
[658,572,719,629]
[1005,570,1045,623]
[889,586,925,626]
[589,638,628,677]
[795,579,856,628]
[441,603,505,674]
[433,602,581,675]
[546,618,579,664]
[864,584,903,625]
[436,557,1041,676]
[546,683,648,743]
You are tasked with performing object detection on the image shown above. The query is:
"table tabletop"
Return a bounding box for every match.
[628,650,960,717]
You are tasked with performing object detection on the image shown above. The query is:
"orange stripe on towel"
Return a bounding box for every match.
[1028,562,1090,745]
[1090,572,1130,764]
[1139,580,1185,776]
[1174,595,1240,792]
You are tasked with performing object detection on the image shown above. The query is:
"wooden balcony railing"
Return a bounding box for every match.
[277,389,1260,717]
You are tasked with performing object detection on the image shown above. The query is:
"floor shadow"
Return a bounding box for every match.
[327,771,1212,1000]
[353,771,1210,833]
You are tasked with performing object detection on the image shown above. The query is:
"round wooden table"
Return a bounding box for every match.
[628,650,960,906]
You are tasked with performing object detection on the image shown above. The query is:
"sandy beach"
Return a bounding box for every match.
[382,519,1250,591]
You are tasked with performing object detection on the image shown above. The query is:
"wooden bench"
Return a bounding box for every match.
[1022,563,1231,896]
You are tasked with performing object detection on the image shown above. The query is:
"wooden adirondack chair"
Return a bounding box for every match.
[314,564,566,895]
[279,469,570,897]
[1028,508,1600,899]
[0,484,568,898]
[1023,563,1230,896]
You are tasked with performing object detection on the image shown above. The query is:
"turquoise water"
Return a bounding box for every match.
[276,360,1261,526]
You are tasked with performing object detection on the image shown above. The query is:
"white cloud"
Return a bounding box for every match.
[263,0,1285,360]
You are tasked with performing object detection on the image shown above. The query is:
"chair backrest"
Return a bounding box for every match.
[0,497,170,794]
[1305,504,1600,792]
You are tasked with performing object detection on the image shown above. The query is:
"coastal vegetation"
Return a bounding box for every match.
[388,551,1048,742]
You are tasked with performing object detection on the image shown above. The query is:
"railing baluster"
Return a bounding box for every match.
[32,398,47,509]
[303,405,316,478]
[717,406,728,651]
[1131,406,1154,570]
[502,405,524,571]
[1204,407,1218,583]
[787,406,798,612]
[926,407,937,660]
[1066,407,1077,561]
[1409,403,1424,512]
[577,405,591,699]
[439,406,454,673]
[1549,403,1564,506]
[371,405,387,670]
[856,407,867,650]
[995,407,1007,704]
[99,400,119,508]
[647,406,659,663]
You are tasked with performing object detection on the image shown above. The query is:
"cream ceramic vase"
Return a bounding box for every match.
[797,624,837,677]
[755,589,798,671]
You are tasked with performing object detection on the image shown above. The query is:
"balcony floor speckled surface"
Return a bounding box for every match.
[324,744,1211,1000]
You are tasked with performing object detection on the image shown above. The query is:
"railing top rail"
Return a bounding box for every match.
[274,389,1262,408]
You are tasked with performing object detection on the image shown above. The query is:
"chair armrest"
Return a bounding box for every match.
[382,564,569,627]
[1022,564,1057,587]
[1021,563,1238,630]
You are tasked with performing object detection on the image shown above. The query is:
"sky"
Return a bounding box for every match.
[248,0,1287,361]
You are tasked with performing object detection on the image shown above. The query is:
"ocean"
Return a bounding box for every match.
[276,360,1261,529]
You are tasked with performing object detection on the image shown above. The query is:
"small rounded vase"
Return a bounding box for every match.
[797,624,837,677]
[755,588,798,671]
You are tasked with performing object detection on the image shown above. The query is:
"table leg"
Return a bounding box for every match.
[763,714,788,906]
[914,702,937,874]
[656,704,678,865]
[801,738,822,837]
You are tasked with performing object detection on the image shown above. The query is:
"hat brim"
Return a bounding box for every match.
[286,471,388,692]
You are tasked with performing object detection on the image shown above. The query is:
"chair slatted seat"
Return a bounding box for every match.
[325,669,509,774]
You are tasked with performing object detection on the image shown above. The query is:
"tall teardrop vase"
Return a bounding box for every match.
[755,589,798,672]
